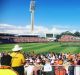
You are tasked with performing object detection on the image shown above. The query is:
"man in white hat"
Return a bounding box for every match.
[10,44,25,75]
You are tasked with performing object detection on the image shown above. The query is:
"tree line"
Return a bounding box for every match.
[55,31,80,40]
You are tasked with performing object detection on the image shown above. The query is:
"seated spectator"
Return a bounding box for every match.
[74,59,80,75]
[68,60,75,75]
[34,60,43,75]
[0,52,18,75]
[58,58,63,65]
[1,52,12,66]
[55,58,67,75]
[25,60,35,75]
[55,66,67,75]
[42,59,53,75]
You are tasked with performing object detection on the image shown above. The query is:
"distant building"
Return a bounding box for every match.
[58,35,80,42]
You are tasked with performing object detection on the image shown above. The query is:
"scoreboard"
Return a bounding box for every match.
[46,34,53,38]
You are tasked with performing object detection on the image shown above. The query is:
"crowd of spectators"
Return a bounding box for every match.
[0,36,48,43]
[0,45,80,75]
[24,51,80,75]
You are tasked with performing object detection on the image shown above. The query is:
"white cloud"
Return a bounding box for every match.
[0,24,79,35]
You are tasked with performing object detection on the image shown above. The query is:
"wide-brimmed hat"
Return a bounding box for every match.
[12,45,22,51]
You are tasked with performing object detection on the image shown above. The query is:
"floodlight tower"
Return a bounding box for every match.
[30,0,35,32]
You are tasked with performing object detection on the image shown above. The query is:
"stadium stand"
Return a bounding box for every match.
[0,33,48,43]
[58,35,80,42]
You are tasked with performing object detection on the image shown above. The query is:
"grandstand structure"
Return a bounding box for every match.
[58,35,80,42]
[0,33,48,43]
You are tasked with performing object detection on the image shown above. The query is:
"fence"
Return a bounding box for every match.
[24,65,80,75]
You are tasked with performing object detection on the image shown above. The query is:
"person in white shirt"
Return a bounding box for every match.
[42,59,52,75]
[25,60,35,75]
[74,60,80,75]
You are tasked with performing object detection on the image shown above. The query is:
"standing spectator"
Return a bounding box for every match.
[10,45,25,75]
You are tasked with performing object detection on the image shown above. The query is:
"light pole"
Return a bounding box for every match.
[30,0,35,32]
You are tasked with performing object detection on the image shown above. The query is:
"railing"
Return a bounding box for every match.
[24,65,80,75]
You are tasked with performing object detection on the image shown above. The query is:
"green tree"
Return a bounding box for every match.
[55,31,73,40]
[74,31,80,37]
[61,31,73,35]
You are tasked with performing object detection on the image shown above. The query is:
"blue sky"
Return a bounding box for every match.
[0,0,80,34]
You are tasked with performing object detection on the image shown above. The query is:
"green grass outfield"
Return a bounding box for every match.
[0,42,80,54]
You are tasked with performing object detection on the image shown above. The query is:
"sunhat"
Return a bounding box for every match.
[12,44,22,51]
